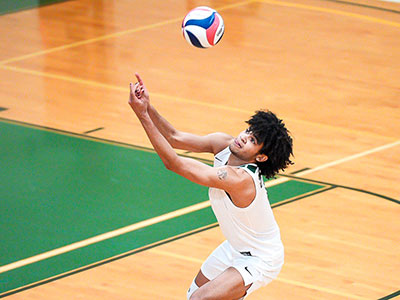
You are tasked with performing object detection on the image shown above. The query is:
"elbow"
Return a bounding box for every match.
[164,161,174,171]
[168,131,182,149]
[167,136,177,148]
[163,157,178,172]
[163,157,183,174]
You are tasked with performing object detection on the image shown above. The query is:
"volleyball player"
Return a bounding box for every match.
[129,73,293,300]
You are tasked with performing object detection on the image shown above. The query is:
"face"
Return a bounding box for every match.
[229,129,267,163]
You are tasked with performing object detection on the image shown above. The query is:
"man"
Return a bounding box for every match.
[129,73,293,300]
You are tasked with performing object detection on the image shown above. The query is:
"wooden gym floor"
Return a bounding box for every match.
[0,0,399,299]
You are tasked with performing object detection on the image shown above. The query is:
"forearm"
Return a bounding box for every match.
[138,112,232,189]
[147,104,219,153]
[138,111,180,170]
[148,104,178,145]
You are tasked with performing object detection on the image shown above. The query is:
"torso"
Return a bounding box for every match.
[208,147,284,266]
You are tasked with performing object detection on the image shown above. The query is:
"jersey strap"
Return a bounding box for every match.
[241,163,264,188]
[243,164,258,174]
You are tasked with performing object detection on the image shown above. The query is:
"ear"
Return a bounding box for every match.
[255,154,268,163]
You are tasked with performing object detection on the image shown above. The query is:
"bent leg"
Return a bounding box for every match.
[190,267,251,300]
[194,269,210,287]
[187,270,209,299]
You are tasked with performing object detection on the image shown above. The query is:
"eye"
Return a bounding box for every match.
[250,137,256,144]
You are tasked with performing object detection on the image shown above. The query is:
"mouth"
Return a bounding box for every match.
[234,138,242,148]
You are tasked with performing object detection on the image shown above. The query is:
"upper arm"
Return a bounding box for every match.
[171,156,246,192]
[168,156,255,207]
[172,131,233,155]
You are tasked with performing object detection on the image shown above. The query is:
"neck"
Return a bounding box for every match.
[226,154,255,166]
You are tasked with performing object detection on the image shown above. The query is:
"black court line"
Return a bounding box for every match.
[1,116,397,298]
[378,289,400,300]
[273,177,400,300]
[5,181,392,299]
[2,118,397,204]
[280,174,400,205]
[321,0,400,15]
[272,185,336,208]
[0,223,219,298]
[290,167,311,175]
[0,117,154,152]
[82,127,104,134]
[1,183,335,298]
[0,179,333,297]
[0,117,212,165]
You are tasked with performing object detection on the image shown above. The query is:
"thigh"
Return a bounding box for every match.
[192,267,251,300]
[199,240,232,282]
[231,255,282,297]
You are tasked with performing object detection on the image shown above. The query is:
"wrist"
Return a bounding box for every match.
[138,110,152,124]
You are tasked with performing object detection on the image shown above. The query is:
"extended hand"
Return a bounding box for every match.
[129,72,150,116]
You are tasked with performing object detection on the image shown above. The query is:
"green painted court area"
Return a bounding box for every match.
[0,120,326,295]
[0,0,69,16]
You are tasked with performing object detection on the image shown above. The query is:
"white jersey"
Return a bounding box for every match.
[208,147,284,268]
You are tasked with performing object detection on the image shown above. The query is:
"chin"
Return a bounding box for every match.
[229,145,246,161]
[229,143,237,153]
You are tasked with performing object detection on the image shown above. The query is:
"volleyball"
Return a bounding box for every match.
[182,6,224,48]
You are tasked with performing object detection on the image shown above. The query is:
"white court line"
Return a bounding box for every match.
[1,139,399,274]
[0,201,210,274]
[0,0,255,65]
[0,64,395,141]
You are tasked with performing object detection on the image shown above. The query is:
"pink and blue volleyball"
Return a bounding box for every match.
[182,6,225,48]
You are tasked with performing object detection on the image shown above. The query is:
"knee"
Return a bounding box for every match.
[189,290,212,300]
[189,293,203,300]
[187,279,199,300]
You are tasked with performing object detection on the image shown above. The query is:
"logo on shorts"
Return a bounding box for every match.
[244,266,252,276]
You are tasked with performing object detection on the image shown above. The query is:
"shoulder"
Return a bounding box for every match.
[221,166,256,208]
[235,167,255,185]
[219,165,254,187]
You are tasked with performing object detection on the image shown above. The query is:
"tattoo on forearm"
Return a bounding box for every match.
[217,169,228,180]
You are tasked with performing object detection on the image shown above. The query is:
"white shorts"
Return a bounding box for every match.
[200,240,283,297]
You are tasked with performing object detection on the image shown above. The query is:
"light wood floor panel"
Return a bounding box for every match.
[1,0,399,299]
[2,0,399,138]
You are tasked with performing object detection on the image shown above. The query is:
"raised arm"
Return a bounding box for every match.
[134,73,231,154]
[129,75,254,206]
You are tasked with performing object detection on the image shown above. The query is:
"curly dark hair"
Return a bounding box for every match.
[246,110,294,179]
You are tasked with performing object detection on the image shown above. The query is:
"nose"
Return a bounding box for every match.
[241,134,247,144]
